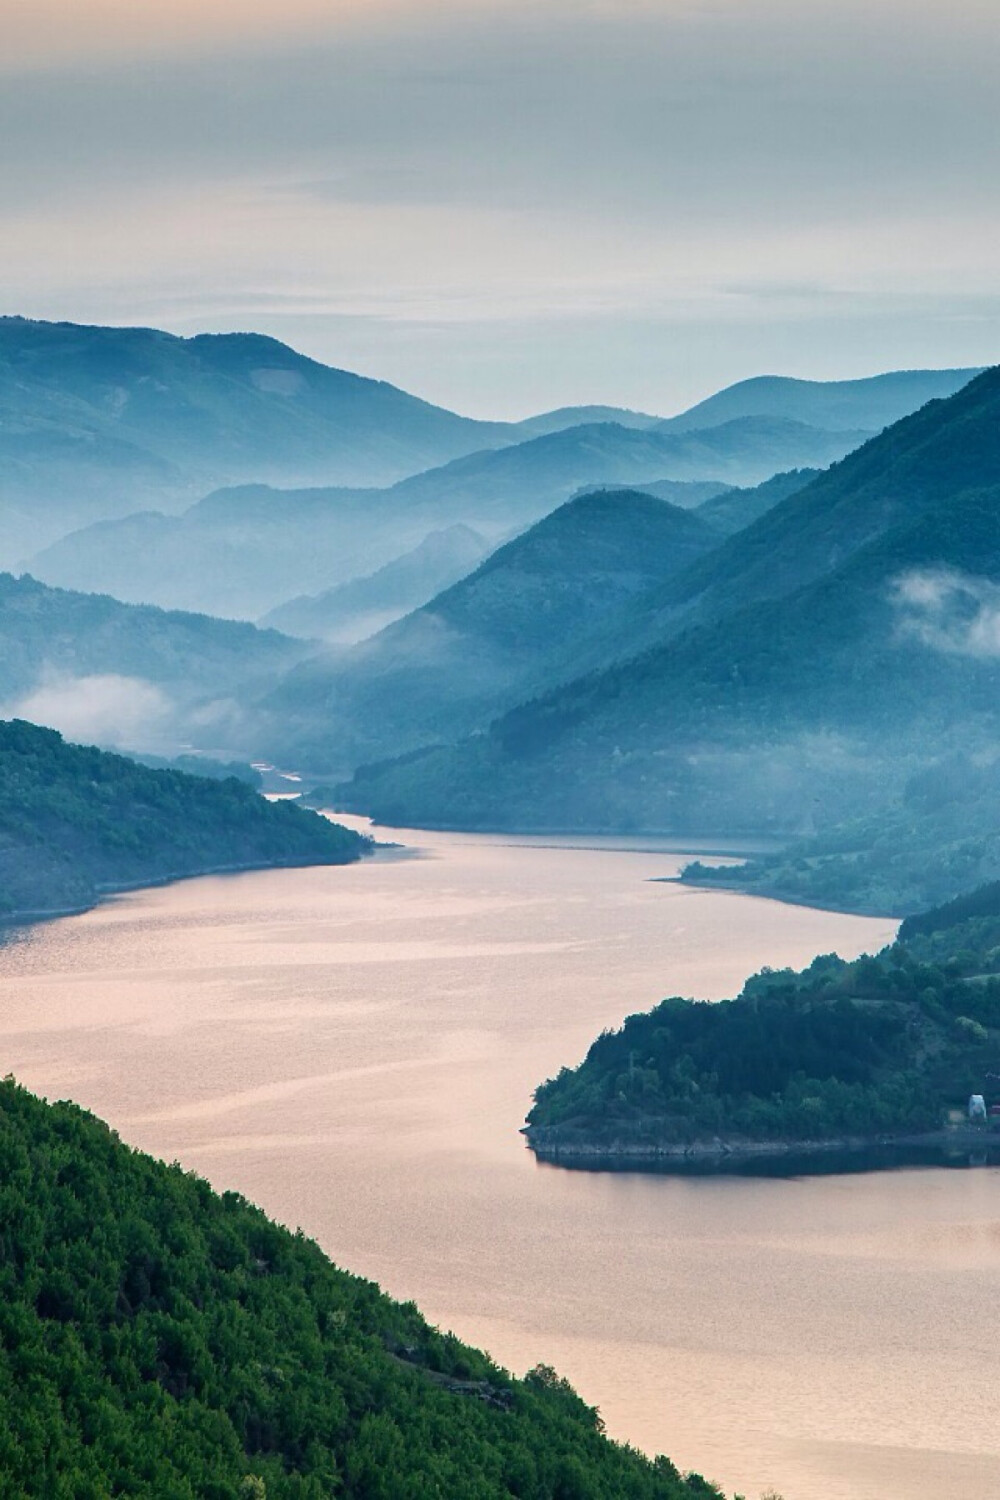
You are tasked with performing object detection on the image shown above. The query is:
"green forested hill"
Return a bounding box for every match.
[263,489,722,772]
[0,720,367,918]
[0,1079,716,1499]
[693,469,818,536]
[334,369,1000,867]
[568,364,1000,663]
[525,882,1000,1162]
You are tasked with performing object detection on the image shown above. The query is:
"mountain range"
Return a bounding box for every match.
[0,317,520,559]
[261,488,722,770]
[4,316,995,903]
[26,415,871,619]
[10,316,978,620]
[331,366,1000,865]
[659,368,982,434]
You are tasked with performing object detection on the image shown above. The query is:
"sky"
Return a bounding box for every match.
[3,0,999,417]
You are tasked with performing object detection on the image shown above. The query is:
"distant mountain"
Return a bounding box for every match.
[511,404,663,439]
[27,414,866,617]
[262,488,721,771]
[0,572,315,755]
[572,369,1000,667]
[0,317,514,558]
[663,368,983,435]
[261,524,491,643]
[376,415,868,520]
[332,367,1000,858]
[0,719,367,919]
[2,317,978,569]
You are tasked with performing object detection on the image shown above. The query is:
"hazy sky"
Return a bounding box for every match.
[4,0,999,416]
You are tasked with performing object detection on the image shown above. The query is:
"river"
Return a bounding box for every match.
[1,821,997,1500]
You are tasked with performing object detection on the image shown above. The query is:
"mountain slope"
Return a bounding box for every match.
[0,1078,708,1499]
[27,414,866,617]
[576,365,1000,665]
[0,720,367,918]
[664,368,982,434]
[0,572,317,754]
[260,524,491,643]
[263,489,721,771]
[694,469,819,536]
[0,317,513,558]
[332,369,1000,847]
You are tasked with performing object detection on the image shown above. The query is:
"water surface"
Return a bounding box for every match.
[1,824,996,1499]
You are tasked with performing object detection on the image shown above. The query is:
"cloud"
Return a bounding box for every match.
[4,674,175,750]
[891,568,1000,659]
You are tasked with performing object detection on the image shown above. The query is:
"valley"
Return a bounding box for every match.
[3,316,1000,1500]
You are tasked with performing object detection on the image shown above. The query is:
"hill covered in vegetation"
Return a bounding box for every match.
[681,749,1000,917]
[263,489,723,772]
[0,720,367,919]
[333,368,1000,886]
[0,575,314,759]
[0,1078,718,1499]
[525,881,1000,1165]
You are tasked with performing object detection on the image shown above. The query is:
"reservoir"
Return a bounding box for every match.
[1,822,996,1500]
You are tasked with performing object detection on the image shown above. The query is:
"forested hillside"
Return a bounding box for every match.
[525,880,1000,1163]
[0,1079,716,1499]
[0,721,367,918]
[334,368,1000,885]
[263,489,721,771]
[0,572,312,705]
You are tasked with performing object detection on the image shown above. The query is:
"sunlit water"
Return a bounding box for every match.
[1,822,997,1500]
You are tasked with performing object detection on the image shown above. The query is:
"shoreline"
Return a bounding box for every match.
[0,845,377,934]
[318,803,788,858]
[523,1125,1000,1172]
[670,872,904,920]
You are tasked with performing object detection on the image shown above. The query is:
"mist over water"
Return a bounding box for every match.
[3,823,995,1499]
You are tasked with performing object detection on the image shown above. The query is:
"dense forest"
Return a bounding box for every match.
[525,881,1000,1161]
[0,1080,720,1499]
[0,720,367,919]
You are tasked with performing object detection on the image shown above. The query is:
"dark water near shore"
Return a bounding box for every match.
[533,1140,1000,1178]
[1,821,997,1499]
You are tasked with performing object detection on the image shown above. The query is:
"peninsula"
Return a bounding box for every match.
[0,719,369,923]
[525,880,1000,1168]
